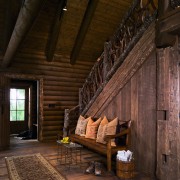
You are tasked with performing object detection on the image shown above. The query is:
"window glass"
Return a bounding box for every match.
[10,88,25,121]
[10,89,16,100]
[10,100,16,110]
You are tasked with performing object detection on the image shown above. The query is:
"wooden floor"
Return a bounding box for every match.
[0,136,155,180]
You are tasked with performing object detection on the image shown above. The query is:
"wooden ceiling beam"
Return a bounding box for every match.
[1,0,44,68]
[46,0,66,62]
[70,0,99,65]
[2,0,21,54]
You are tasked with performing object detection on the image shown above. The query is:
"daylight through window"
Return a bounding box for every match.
[10,88,25,121]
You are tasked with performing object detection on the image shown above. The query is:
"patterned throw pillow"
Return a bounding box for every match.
[85,117,102,139]
[96,116,118,146]
[75,115,90,136]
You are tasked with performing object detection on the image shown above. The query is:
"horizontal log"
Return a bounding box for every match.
[44,84,82,92]
[13,61,91,74]
[43,111,64,116]
[42,131,60,136]
[42,126,62,131]
[10,65,87,79]
[43,96,78,101]
[43,75,85,83]
[42,121,63,126]
[43,91,78,96]
[43,116,64,121]
[15,56,93,70]
[43,105,76,110]
[43,100,78,105]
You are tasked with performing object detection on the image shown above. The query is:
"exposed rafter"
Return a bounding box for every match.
[1,0,44,68]
[2,0,21,54]
[46,0,66,61]
[70,0,99,65]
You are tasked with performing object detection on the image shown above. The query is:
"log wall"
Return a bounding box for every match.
[0,0,94,142]
[0,54,93,142]
[6,54,92,141]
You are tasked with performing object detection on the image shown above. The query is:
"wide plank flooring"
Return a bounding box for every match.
[0,136,155,180]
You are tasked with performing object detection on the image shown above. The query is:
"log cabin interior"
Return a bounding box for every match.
[0,0,180,179]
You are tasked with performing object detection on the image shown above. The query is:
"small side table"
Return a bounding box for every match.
[57,140,66,165]
[57,141,83,169]
[63,142,83,169]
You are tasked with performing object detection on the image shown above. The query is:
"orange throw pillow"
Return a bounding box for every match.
[85,117,102,139]
[96,116,118,146]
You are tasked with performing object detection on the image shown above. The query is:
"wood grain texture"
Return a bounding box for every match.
[156,44,180,180]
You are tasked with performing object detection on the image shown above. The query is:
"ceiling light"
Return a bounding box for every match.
[63,6,67,11]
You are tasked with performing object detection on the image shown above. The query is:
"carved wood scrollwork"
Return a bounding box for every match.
[79,0,157,113]
[108,0,157,68]
[79,57,103,111]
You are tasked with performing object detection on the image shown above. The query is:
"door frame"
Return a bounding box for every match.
[5,73,43,142]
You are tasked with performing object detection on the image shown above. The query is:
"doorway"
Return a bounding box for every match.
[10,79,38,140]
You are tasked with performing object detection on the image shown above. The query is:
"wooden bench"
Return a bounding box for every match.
[69,120,131,172]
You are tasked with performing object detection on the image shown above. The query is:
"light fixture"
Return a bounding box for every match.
[63,0,67,11]
[63,6,67,11]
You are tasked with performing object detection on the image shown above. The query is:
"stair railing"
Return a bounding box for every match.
[79,0,157,115]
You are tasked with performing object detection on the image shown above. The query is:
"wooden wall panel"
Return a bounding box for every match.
[156,46,180,180]
[134,53,157,175]
[99,52,157,176]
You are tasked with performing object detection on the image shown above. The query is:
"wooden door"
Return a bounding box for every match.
[0,74,10,150]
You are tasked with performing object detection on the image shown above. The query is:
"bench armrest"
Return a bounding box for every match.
[105,128,130,140]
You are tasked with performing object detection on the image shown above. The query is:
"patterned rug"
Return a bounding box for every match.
[5,153,65,180]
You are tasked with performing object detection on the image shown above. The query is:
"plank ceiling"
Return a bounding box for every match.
[0,0,133,67]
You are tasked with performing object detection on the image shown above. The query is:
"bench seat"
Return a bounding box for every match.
[69,121,131,171]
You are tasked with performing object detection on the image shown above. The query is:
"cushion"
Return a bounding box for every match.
[96,116,118,146]
[75,115,91,136]
[96,116,108,144]
[85,117,102,139]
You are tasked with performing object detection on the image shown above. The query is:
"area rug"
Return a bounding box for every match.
[5,153,65,180]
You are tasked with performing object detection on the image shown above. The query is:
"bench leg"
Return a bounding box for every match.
[107,141,112,171]
[107,152,111,171]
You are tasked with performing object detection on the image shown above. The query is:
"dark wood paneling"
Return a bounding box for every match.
[156,46,180,180]
[99,53,157,176]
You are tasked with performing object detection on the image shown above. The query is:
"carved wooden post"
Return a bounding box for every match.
[63,109,70,137]
[103,42,110,81]
[156,44,180,179]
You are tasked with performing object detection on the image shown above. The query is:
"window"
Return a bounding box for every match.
[10,88,25,121]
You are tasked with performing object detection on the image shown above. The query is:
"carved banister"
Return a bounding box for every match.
[79,0,157,115]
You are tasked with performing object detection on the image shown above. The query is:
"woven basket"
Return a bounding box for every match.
[116,159,135,179]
